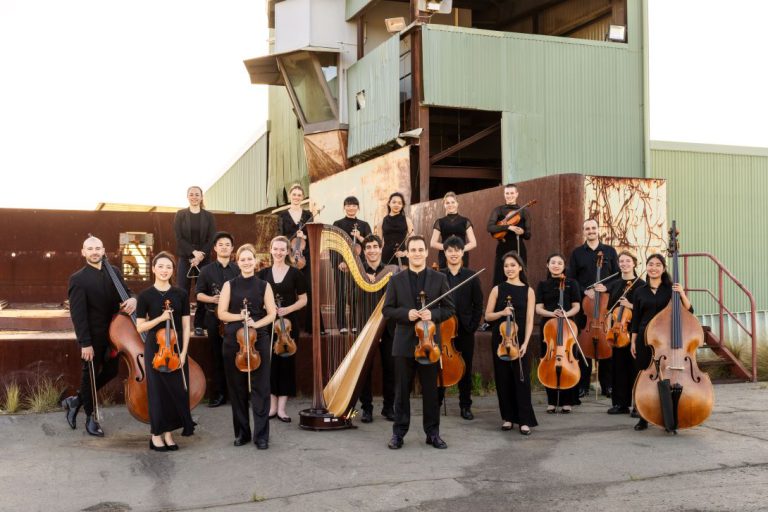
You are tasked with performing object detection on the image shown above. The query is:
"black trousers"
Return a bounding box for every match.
[611,345,636,408]
[579,356,611,393]
[359,331,394,414]
[204,312,227,399]
[493,344,538,426]
[222,332,271,442]
[177,256,208,330]
[393,356,440,438]
[438,329,475,409]
[78,343,119,416]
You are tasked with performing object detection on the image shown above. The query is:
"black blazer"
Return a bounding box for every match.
[383,268,455,358]
[68,264,131,348]
[173,208,217,258]
[440,267,483,334]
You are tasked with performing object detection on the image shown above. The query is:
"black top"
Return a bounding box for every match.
[607,276,646,310]
[136,286,190,337]
[195,260,240,312]
[407,269,428,303]
[486,204,531,241]
[258,266,307,326]
[363,261,386,276]
[278,209,312,261]
[333,217,372,250]
[381,214,409,265]
[68,264,132,348]
[433,214,472,242]
[225,275,269,337]
[567,243,619,295]
[190,212,201,247]
[492,281,530,342]
[535,277,582,312]
[173,208,216,257]
[441,267,483,334]
[630,283,693,336]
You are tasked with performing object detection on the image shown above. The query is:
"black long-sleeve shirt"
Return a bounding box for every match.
[68,264,132,348]
[195,260,240,312]
[567,243,619,296]
[486,204,531,241]
[630,283,694,337]
[332,216,372,250]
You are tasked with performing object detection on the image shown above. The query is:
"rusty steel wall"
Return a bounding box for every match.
[0,208,277,303]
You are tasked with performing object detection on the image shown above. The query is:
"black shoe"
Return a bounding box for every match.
[634,419,648,431]
[578,387,589,398]
[630,408,639,418]
[208,395,226,408]
[149,439,168,452]
[382,409,395,421]
[62,395,81,429]
[255,439,269,450]
[460,407,474,420]
[360,410,373,423]
[234,435,251,446]
[388,434,404,449]
[194,327,204,336]
[165,443,179,451]
[85,415,104,437]
[277,415,291,423]
[426,434,447,449]
[607,405,630,415]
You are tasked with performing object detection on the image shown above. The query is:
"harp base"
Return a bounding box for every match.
[299,408,355,431]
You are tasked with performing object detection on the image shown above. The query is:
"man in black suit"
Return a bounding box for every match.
[383,235,454,449]
[437,236,484,420]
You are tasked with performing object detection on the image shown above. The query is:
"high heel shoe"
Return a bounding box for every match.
[149,439,168,452]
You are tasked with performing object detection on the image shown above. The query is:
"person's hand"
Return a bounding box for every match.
[180,351,188,366]
[338,262,348,272]
[508,226,523,235]
[419,310,433,322]
[630,340,636,358]
[594,284,607,293]
[519,342,528,357]
[408,309,420,321]
[672,283,688,301]
[120,297,137,314]
[554,309,566,318]
[395,250,406,258]
[158,309,172,322]
[81,346,94,361]
[296,230,306,240]
[277,307,289,317]
[585,289,595,299]
[212,294,220,304]
[618,297,631,308]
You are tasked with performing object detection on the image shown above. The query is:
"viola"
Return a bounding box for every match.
[436,315,465,387]
[235,298,262,392]
[497,295,520,361]
[608,281,633,348]
[414,291,441,364]
[289,204,325,271]
[492,200,537,241]
[152,299,183,374]
[538,276,581,391]
[633,222,714,432]
[273,294,297,358]
[579,251,612,360]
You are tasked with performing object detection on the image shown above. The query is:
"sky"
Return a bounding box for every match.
[1,0,767,211]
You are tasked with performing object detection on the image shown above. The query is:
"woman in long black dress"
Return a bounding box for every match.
[630,253,692,431]
[430,191,477,268]
[535,253,582,413]
[136,252,195,452]
[218,244,277,449]
[605,251,645,416]
[258,236,307,423]
[376,192,414,269]
[485,251,537,434]
[278,183,313,333]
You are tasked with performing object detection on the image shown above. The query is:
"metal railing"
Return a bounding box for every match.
[681,252,758,382]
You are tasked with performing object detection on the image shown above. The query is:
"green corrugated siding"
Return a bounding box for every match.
[650,146,768,314]
[347,35,400,158]
[422,6,644,182]
[345,0,376,20]
[268,86,308,204]
[205,134,270,213]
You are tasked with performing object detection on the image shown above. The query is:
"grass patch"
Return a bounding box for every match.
[251,493,266,502]
[1,381,21,413]
[23,374,64,413]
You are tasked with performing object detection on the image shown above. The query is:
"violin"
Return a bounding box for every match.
[414,291,441,364]
[538,276,581,391]
[497,296,520,361]
[351,222,362,256]
[633,222,714,432]
[273,294,297,358]
[608,281,634,348]
[579,251,612,360]
[493,200,537,240]
[152,300,183,376]
[289,204,325,271]
[235,298,262,392]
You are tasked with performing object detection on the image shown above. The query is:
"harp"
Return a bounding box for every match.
[299,223,394,430]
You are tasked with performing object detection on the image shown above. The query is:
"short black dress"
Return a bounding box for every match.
[381,214,409,267]
[136,286,195,436]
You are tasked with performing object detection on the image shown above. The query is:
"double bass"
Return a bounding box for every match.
[633,222,714,432]
[103,257,205,424]
[579,251,612,362]
[538,276,581,391]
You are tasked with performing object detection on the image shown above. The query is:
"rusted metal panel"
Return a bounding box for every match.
[304,129,350,182]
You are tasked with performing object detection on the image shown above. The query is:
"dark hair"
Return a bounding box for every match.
[501,251,528,285]
[213,231,234,246]
[152,251,176,269]
[504,183,518,190]
[343,196,360,206]
[646,253,672,286]
[545,252,567,279]
[583,218,599,228]
[406,234,426,250]
[386,192,407,215]
[362,234,382,249]
[443,235,465,251]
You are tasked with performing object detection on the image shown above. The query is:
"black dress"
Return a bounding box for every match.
[433,213,472,268]
[223,275,271,443]
[136,286,195,437]
[278,209,314,333]
[491,281,538,426]
[381,214,409,267]
[606,276,645,409]
[258,266,307,397]
[535,276,582,407]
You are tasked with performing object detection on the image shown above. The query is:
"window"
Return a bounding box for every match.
[119,232,154,281]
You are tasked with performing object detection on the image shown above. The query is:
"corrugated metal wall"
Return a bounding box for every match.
[421,14,644,182]
[650,143,768,315]
[267,86,309,204]
[347,35,401,158]
[205,134,270,213]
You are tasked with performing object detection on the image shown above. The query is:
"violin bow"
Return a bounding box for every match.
[603,270,647,319]
[557,300,589,367]
[417,268,485,312]
[584,271,620,290]
[385,229,413,267]
[295,204,326,233]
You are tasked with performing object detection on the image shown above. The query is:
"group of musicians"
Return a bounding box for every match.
[63,182,692,451]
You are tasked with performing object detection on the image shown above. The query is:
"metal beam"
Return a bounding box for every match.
[430,122,501,165]
[430,166,500,180]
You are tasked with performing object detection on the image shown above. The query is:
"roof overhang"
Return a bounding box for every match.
[243,46,341,86]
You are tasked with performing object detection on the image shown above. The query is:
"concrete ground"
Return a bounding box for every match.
[1,383,767,512]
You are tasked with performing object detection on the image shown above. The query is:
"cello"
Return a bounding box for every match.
[538,276,581,392]
[273,294,297,358]
[633,222,714,432]
[103,257,205,424]
[579,251,612,363]
[428,263,465,386]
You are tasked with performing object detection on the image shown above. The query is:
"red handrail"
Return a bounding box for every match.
[681,252,757,382]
